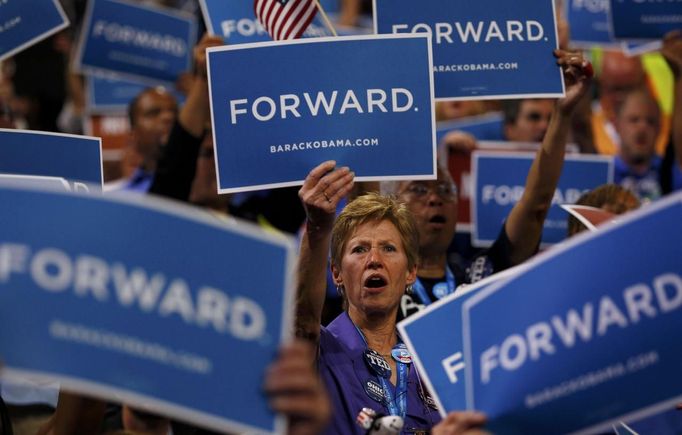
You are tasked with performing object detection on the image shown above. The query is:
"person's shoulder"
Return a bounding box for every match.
[319,315,347,349]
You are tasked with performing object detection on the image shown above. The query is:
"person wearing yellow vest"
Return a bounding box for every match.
[591,51,672,157]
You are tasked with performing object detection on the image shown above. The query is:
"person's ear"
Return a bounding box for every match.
[406,264,417,286]
[331,264,342,286]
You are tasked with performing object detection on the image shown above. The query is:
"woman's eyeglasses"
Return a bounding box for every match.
[401,183,457,201]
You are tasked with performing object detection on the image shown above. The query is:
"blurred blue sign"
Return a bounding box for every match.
[0,186,297,434]
[199,0,331,44]
[436,113,505,144]
[463,192,682,434]
[566,0,621,47]
[86,75,185,114]
[609,0,682,40]
[75,0,197,84]
[0,128,102,188]
[0,0,69,61]
[472,151,613,247]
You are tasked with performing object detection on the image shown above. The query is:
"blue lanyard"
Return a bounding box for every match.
[411,266,456,305]
[380,357,408,418]
[354,326,409,419]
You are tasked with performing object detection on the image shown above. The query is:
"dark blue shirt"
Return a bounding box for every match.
[614,155,662,202]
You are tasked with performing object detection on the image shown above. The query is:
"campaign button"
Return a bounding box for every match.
[364,379,386,403]
[391,344,412,364]
[364,348,391,378]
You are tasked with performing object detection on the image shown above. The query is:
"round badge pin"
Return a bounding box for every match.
[391,344,412,364]
[363,348,391,378]
[363,379,385,403]
[432,282,449,300]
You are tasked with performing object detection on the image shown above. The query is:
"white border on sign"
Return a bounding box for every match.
[72,0,197,87]
[205,33,437,194]
[0,127,104,187]
[0,182,297,435]
[371,0,566,101]
[456,223,472,233]
[559,204,611,232]
[462,190,682,431]
[0,0,70,62]
[197,0,216,35]
[397,264,528,418]
[436,111,503,134]
[0,173,71,191]
[622,40,662,57]
[371,0,379,36]
[434,92,566,102]
[470,150,614,248]
[94,187,299,255]
[85,75,184,116]
[427,32,437,180]
[212,175,440,195]
[571,40,623,50]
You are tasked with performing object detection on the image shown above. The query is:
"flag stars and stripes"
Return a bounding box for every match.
[254,0,318,41]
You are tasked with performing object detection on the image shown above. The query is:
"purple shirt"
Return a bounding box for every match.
[319,312,442,434]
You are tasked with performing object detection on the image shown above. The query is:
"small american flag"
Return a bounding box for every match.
[254,0,318,41]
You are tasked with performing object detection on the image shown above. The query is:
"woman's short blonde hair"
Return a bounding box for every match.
[567,184,640,237]
[331,192,419,271]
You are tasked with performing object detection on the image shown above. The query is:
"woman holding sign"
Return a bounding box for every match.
[296,47,596,433]
[295,164,486,434]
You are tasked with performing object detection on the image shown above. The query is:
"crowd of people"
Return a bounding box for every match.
[1,0,681,434]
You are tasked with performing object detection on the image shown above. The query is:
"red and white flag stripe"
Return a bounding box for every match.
[254,0,318,41]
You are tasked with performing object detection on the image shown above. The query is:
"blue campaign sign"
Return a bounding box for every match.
[0,0,69,61]
[74,0,197,84]
[373,0,564,100]
[608,0,682,40]
[0,185,297,434]
[207,35,436,193]
[462,191,682,435]
[0,128,102,188]
[436,112,505,144]
[199,0,331,44]
[398,267,525,416]
[566,0,622,48]
[86,75,186,114]
[318,0,340,14]
[471,151,613,247]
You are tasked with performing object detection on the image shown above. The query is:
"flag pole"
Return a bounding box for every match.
[312,0,338,37]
